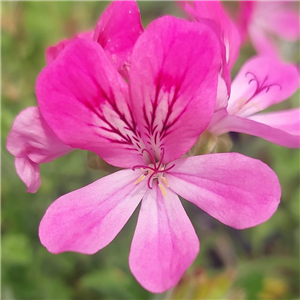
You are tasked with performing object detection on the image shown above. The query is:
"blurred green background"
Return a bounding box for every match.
[1,2,299,299]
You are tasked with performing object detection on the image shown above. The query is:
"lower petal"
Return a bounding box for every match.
[248,108,300,136]
[129,184,199,293]
[167,154,281,229]
[211,114,300,148]
[39,169,146,254]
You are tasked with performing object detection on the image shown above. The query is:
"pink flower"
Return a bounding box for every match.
[208,56,300,148]
[6,1,143,192]
[36,16,280,292]
[238,1,300,57]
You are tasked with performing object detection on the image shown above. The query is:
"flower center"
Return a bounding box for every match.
[132,148,175,198]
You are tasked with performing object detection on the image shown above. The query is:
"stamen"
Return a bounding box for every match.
[134,174,146,185]
[161,176,169,187]
[158,183,167,198]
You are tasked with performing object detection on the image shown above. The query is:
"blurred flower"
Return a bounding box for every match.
[167,268,246,300]
[6,1,143,192]
[208,56,300,148]
[36,15,280,293]
[238,1,300,58]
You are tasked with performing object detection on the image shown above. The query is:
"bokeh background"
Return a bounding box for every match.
[1,2,299,299]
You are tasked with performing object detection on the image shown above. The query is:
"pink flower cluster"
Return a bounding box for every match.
[6,1,299,293]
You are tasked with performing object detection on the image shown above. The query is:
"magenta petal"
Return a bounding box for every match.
[6,107,72,192]
[15,157,41,193]
[192,0,241,70]
[129,184,199,293]
[212,114,300,148]
[37,39,144,168]
[39,170,146,254]
[129,16,221,163]
[46,31,93,64]
[228,56,299,117]
[93,0,143,71]
[167,154,281,229]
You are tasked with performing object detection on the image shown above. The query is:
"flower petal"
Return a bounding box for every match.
[249,108,300,136]
[15,157,41,193]
[129,16,221,163]
[227,56,299,117]
[129,184,199,293]
[46,31,93,65]
[167,154,281,229]
[6,107,72,192]
[37,39,145,168]
[39,169,146,254]
[93,0,143,71]
[251,27,279,57]
[191,0,241,70]
[253,1,300,41]
[211,113,300,148]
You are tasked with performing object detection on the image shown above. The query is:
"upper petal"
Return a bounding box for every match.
[93,0,143,71]
[37,39,145,168]
[129,16,222,163]
[167,154,281,229]
[129,184,199,293]
[227,56,299,117]
[46,31,93,65]
[39,169,146,254]
[191,0,241,70]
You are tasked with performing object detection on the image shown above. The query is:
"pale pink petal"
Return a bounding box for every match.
[167,154,281,229]
[210,114,300,148]
[227,56,299,117]
[6,107,72,192]
[249,108,300,136]
[129,184,199,293]
[37,39,144,169]
[6,107,72,162]
[254,1,300,41]
[15,157,41,193]
[46,31,93,64]
[39,169,146,254]
[129,16,221,163]
[93,0,143,71]
[248,25,278,57]
[192,0,241,69]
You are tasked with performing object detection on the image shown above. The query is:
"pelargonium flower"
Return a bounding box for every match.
[35,16,280,292]
[6,1,143,192]
[208,56,300,148]
[238,1,300,57]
